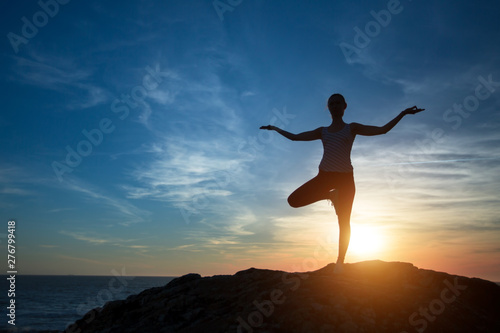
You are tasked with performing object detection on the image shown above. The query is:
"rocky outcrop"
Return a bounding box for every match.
[65,260,500,332]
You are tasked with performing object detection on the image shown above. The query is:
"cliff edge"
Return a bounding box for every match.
[66,260,500,333]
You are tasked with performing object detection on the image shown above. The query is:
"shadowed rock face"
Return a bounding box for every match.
[65,260,500,333]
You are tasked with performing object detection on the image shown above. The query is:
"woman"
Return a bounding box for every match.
[260,93,424,273]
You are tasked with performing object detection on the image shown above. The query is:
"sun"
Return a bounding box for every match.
[348,224,386,257]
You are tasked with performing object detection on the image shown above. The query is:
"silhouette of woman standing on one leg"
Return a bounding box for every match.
[260,93,424,273]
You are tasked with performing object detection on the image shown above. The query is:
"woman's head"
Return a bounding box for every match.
[327,93,347,118]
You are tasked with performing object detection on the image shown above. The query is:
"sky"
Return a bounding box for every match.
[1,0,499,281]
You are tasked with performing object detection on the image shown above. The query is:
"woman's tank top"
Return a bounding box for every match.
[318,124,355,173]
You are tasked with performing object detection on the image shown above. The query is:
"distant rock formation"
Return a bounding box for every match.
[65,260,500,333]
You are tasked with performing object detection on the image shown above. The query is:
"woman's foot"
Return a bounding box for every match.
[333,257,345,274]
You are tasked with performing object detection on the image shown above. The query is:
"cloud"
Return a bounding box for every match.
[125,135,244,205]
[241,91,257,98]
[350,133,500,232]
[119,52,269,223]
[10,55,90,88]
[59,230,152,249]
[147,87,179,105]
[0,165,39,197]
[47,207,75,213]
[59,231,112,244]
[59,177,150,225]
[0,187,33,195]
[8,54,111,109]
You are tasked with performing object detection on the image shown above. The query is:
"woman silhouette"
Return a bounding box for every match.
[260,93,424,273]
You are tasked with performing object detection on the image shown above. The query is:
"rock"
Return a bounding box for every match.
[65,260,500,333]
[165,273,201,289]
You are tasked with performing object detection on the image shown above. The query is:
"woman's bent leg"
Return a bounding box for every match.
[287,172,332,208]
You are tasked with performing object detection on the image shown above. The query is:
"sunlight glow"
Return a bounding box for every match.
[349,224,386,257]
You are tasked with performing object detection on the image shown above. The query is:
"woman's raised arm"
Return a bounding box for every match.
[351,106,424,136]
[260,125,322,141]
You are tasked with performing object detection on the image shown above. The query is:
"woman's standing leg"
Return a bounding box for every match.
[332,173,355,273]
[335,214,351,271]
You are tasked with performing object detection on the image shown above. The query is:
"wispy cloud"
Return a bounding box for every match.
[59,231,112,244]
[125,137,243,205]
[59,230,151,250]
[59,177,150,225]
[351,133,500,232]
[46,207,75,213]
[8,53,110,109]
[119,54,264,222]
[0,165,39,197]
[0,187,33,195]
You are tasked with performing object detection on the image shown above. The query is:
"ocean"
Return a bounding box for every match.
[1,274,175,332]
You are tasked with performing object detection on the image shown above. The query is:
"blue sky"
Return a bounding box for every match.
[1,0,499,280]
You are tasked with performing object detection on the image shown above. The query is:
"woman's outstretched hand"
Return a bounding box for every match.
[260,125,276,130]
[403,106,425,115]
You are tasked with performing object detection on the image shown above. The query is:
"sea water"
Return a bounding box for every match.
[0,275,174,332]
